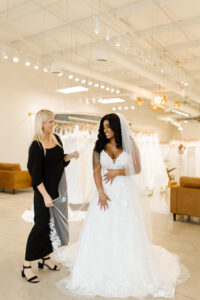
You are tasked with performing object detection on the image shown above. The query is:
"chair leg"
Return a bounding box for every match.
[188,216,191,222]
[173,213,176,221]
[13,189,15,194]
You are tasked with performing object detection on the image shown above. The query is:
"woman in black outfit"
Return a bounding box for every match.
[22,109,79,283]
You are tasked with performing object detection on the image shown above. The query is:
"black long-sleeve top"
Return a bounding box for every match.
[27,134,70,199]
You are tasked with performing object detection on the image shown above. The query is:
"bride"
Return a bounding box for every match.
[57,113,183,298]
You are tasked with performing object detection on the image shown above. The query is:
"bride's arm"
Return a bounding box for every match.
[93,151,110,210]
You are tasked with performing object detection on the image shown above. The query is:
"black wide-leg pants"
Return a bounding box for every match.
[25,190,53,261]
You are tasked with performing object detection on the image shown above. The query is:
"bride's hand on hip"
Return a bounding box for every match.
[104,169,117,184]
[98,191,111,211]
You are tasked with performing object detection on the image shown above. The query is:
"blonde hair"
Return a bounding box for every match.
[34,109,62,154]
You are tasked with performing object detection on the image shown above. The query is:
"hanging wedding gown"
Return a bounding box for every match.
[57,150,184,299]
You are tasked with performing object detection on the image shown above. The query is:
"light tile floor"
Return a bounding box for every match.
[0,189,199,300]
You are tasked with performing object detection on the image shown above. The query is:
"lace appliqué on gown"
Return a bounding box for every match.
[49,217,61,251]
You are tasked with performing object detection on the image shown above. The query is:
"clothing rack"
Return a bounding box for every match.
[54,119,97,133]
[131,126,156,135]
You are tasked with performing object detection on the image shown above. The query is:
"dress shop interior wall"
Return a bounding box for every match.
[0,60,176,169]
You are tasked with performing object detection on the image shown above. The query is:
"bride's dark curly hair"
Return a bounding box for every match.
[94,113,122,153]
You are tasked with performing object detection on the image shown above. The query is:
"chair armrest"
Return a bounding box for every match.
[13,170,32,189]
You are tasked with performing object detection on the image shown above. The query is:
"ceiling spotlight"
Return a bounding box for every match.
[81,79,86,84]
[184,82,188,86]
[131,105,135,110]
[125,106,128,110]
[112,107,116,111]
[124,40,130,52]
[58,72,63,77]
[115,36,121,47]
[12,56,19,63]
[93,16,100,34]
[88,81,93,86]
[105,26,111,41]
[100,85,105,89]
[106,87,110,91]
[111,88,115,92]
[132,47,137,56]
[43,67,48,72]
[178,127,183,131]
[96,46,108,62]
[68,74,74,79]
[34,63,39,70]
[2,49,8,59]
[116,89,120,94]
[25,58,31,67]
[118,106,122,110]
[50,60,61,74]
[75,77,80,82]
[94,83,99,88]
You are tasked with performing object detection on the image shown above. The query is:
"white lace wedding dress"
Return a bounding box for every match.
[57,150,184,298]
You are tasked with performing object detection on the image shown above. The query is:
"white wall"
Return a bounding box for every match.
[171,122,200,140]
[0,59,173,169]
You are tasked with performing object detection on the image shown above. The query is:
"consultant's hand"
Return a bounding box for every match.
[71,151,79,159]
[44,194,54,208]
[103,169,118,184]
[98,191,111,211]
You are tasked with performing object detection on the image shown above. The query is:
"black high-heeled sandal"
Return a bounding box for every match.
[38,256,59,271]
[21,265,39,283]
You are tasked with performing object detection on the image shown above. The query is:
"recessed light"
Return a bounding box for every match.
[13,56,19,63]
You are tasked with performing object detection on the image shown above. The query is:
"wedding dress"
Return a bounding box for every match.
[57,149,184,298]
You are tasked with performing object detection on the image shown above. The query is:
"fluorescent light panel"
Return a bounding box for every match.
[57,86,88,94]
[171,109,189,117]
[98,98,125,104]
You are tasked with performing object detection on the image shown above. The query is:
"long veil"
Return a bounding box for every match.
[117,113,152,240]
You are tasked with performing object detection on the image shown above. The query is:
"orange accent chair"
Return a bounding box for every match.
[170,176,200,221]
[0,163,31,194]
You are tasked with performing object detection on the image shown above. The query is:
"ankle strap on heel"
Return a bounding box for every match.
[23,265,32,269]
[42,257,50,261]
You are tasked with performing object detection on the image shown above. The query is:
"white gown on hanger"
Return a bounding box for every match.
[57,150,184,299]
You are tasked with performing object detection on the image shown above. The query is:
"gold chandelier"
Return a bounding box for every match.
[174,100,180,109]
[152,95,168,110]
[136,97,143,106]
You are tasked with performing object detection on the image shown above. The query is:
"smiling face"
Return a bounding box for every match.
[42,117,54,134]
[103,119,115,140]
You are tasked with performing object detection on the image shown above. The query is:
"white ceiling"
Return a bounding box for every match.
[1,0,200,117]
